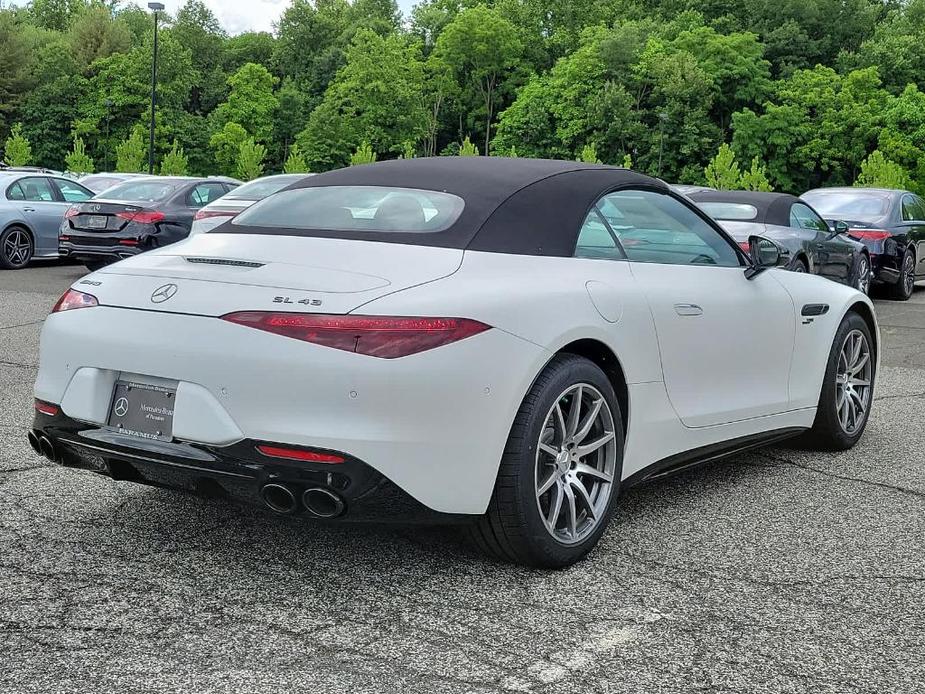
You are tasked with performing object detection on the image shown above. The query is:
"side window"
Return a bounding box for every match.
[901,195,917,221]
[909,195,925,221]
[790,203,829,232]
[591,189,741,267]
[18,177,56,202]
[188,183,226,208]
[53,178,93,202]
[575,211,624,260]
[6,182,24,201]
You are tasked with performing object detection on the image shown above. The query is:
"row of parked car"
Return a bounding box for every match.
[675,185,925,300]
[0,168,309,271]
[0,162,922,300]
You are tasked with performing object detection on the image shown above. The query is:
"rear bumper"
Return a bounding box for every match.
[59,241,143,263]
[30,409,462,523]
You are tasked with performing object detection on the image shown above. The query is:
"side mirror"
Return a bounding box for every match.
[833,220,849,235]
[745,235,784,280]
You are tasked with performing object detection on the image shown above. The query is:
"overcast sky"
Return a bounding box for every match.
[129,0,417,35]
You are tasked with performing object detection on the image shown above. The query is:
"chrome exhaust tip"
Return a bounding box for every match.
[260,483,299,515]
[39,436,58,463]
[27,431,42,456]
[302,487,345,519]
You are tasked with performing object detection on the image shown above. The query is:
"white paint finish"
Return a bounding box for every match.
[59,367,119,425]
[172,381,244,445]
[585,280,623,323]
[629,263,796,427]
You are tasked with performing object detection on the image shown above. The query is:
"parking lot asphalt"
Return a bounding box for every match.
[1,263,924,694]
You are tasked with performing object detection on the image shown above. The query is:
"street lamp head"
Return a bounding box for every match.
[148,2,165,10]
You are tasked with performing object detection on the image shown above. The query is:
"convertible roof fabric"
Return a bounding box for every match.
[688,190,800,228]
[223,157,669,256]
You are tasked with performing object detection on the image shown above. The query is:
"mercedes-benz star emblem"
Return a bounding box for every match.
[151,283,178,303]
[113,397,129,417]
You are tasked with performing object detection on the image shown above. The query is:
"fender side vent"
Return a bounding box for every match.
[186,257,264,268]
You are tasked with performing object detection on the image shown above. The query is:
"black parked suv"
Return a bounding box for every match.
[59,176,239,271]
[802,187,925,300]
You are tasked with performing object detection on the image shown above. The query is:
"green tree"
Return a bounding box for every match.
[704,143,742,190]
[68,5,132,71]
[115,126,147,173]
[297,29,427,171]
[171,0,228,113]
[622,153,633,169]
[283,146,310,173]
[210,122,248,175]
[855,150,913,190]
[740,156,774,191]
[435,6,524,155]
[4,123,32,166]
[0,13,31,137]
[458,136,479,156]
[350,141,377,165]
[160,139,189,175]
[30,0,85,32]
[236,138,266,180]
[212,62,279,143]
[578,142,602,164]
[65,135,94,173]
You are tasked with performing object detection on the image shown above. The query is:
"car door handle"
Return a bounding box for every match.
[22,207,35,212]
[674,303,703,316]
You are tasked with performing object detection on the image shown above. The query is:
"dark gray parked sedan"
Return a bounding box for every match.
[802,187,925,300]
[690,190,871,293]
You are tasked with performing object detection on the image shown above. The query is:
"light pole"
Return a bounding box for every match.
[147,2,165,175]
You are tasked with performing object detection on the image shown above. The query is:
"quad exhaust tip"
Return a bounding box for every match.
[27,430,41,456]
[302,487,345,519]
[260,483,299,515]
[38,435,58,463]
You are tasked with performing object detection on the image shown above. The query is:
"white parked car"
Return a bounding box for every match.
[30,158,878,567]
[189,173,311,235]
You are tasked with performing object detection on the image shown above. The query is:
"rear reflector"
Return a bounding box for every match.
[194,209,237,221]
[256,445,345,464]
[34,400,59,416]
[51,289,98,313]
[117,210,165,224]
[848,230,891,242]
[221,312,491,358]
[119,239,139,246]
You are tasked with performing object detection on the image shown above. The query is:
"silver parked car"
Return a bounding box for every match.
[189,173,311,235]
[0,172,95,269]
[79,172,151,195]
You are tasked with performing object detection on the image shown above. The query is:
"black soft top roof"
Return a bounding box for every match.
[223,157,668,256]
[688,190,801,227]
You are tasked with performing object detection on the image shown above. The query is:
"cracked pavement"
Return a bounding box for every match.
[1,264,924,693]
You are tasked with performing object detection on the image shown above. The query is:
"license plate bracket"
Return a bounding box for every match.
[86,215,107,230]
[107,380,176,441]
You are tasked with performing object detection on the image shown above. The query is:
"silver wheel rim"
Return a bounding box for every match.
[856,256,870,294]
[835,329,872,435]
[794,262,806,273]
[534,383,617,545]
[2,229,31,267]
[902,253,914,295]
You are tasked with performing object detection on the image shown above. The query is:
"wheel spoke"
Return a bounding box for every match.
[546,481,563,528]
[537,470,558,497]
[575,431,614,458]
[849,377,870,388]
[554,402,567,440]
[538,442,559,458]
[573,398,603,444]
[563,483,578,539]
[566,386,582,437]
[850,352,869,375]
[575,462,612,484]
[570,481,597,521]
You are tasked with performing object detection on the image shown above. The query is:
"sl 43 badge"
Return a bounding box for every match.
[273,296,323,306]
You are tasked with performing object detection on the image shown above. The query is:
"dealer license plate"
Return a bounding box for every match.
[107,381,175,441]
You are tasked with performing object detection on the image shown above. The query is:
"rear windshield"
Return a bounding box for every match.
[802,191,889,219]
[100,180,180,202]
[224,175,307,201]
[697,202,759,221]
[230,186,465,233]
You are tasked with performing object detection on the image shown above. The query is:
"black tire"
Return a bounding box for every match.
[797,311,875,451]
[792,257,808,273]
[0,225,34,270]
[465,354,624,568]
[84,259,111,272]
[888,247,915,300]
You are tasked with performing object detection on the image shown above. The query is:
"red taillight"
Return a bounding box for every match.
[59,235,70,242]
[117,210,165,224]
[194,209,236,221]
[256,445,345,464]
[221,312,491,358]
[52,289,98,313]
[848,230,891,242]
[64,206,79,219]
[34,400,59,416]
[119,239,139,246]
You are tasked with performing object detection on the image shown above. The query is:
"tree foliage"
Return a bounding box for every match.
[115,126,146,173]
[704,144,742,190]
[350,141,377,166]
[855,150,913,190]
[283,146,310,174]
[4,123,32,166]
[160,139,189,176]
[65,135,93,173]
[236,138,266,180]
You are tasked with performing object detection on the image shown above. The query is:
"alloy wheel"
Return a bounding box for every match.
[835,329,872,435]
[902,252,915,296]
[856,255,871,294]
[534,383,617,545]
[2,228,32,268]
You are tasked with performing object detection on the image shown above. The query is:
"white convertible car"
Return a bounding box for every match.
[30,158,878,567]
